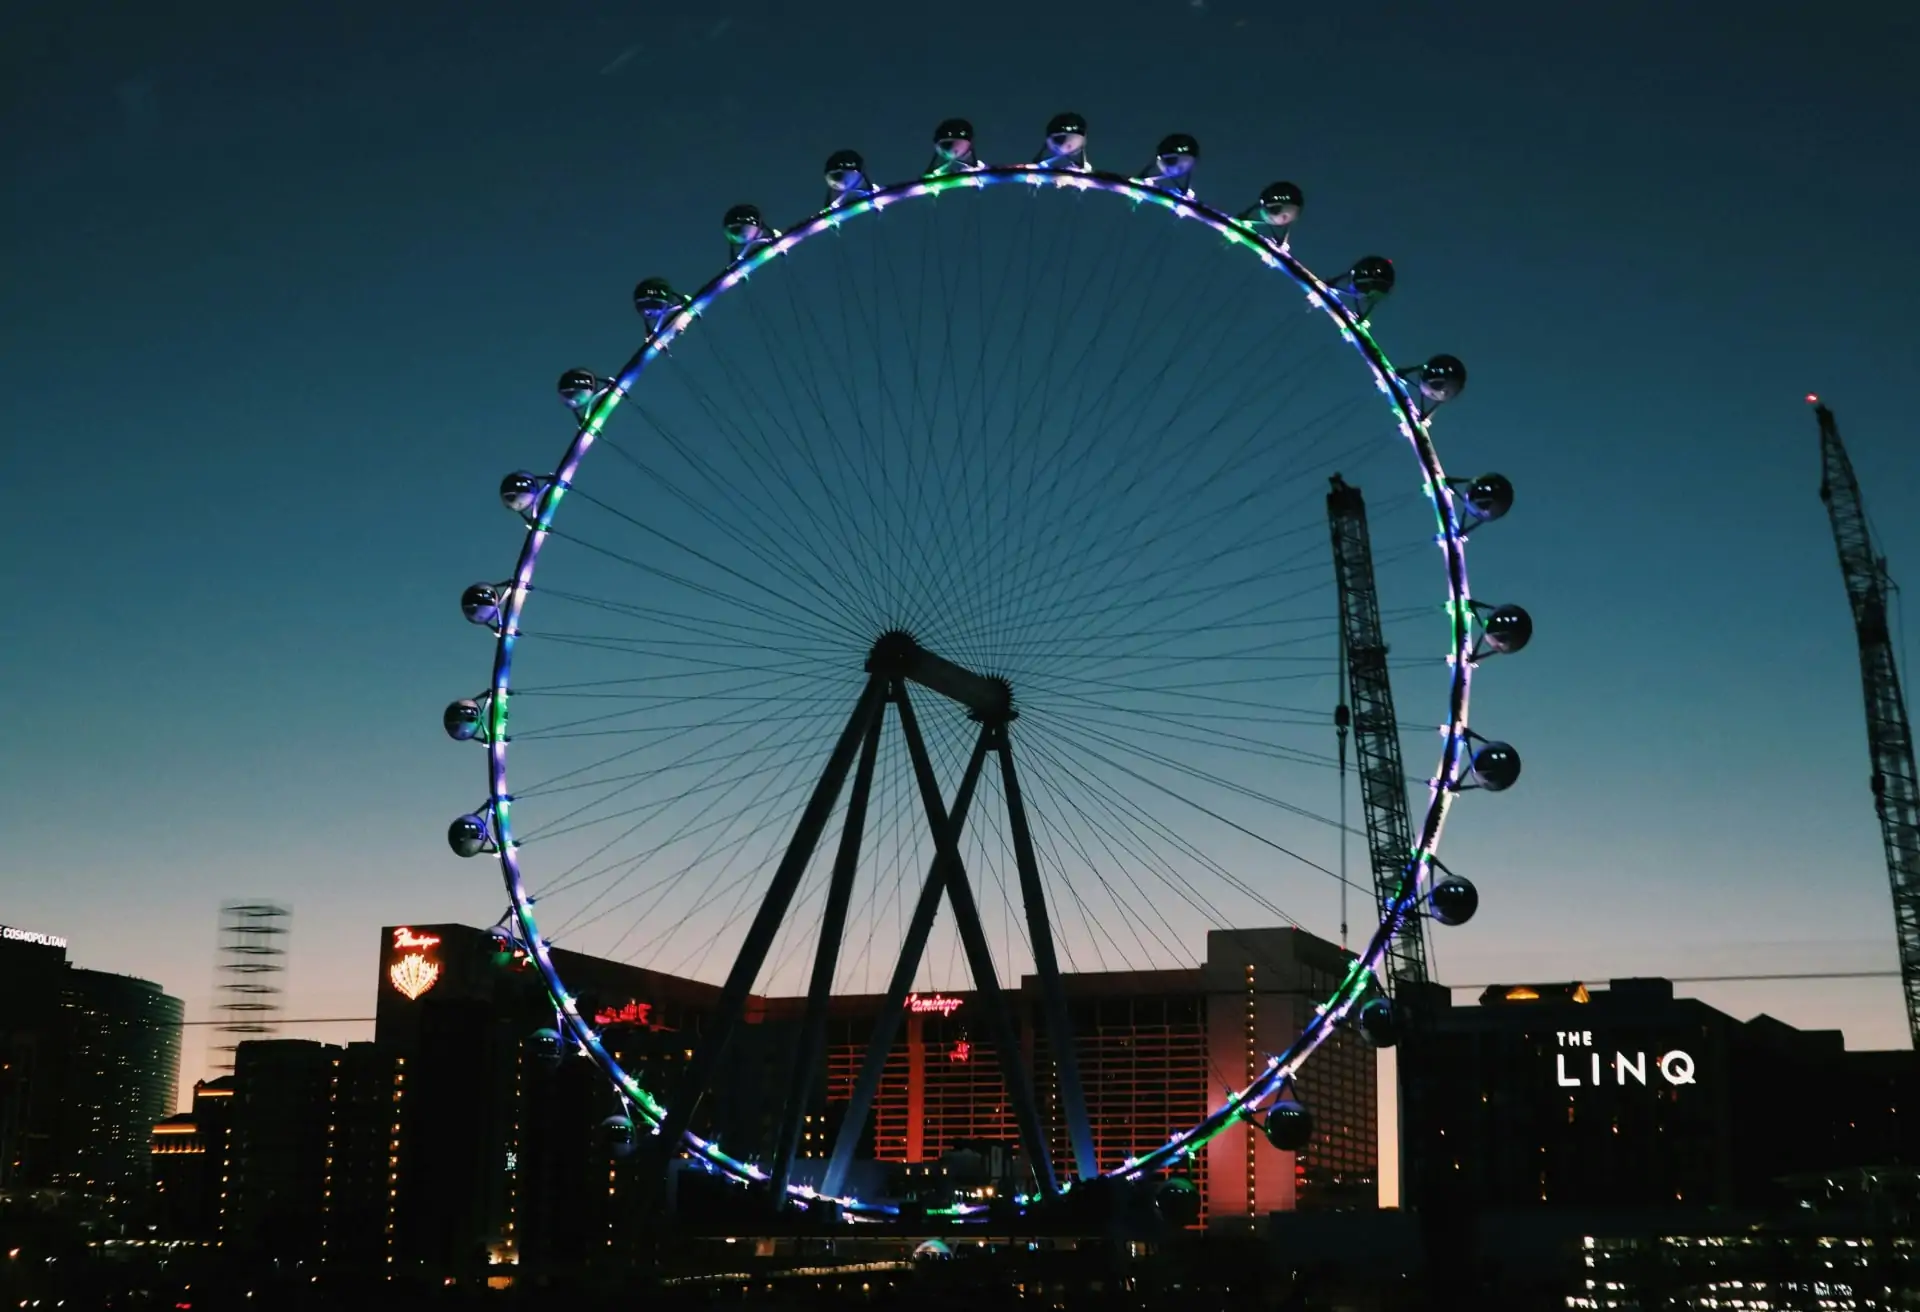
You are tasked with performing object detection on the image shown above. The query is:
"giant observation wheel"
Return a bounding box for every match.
[443,115,1530,1218]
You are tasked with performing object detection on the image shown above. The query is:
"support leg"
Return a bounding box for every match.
[766,703,884,1205]
[820,710,990,1200]
[654,675,887,1166]
[895,688,1059,1197]
[996,725,1097,1182]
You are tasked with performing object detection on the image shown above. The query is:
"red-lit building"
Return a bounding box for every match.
[369,920,1374,1271]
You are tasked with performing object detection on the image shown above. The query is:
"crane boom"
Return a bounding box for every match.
[1327,474,1428,989]
[1815,400,1920,1047]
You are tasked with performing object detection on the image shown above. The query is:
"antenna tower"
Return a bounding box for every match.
[1814,398,1920,1047]
[211,901,290,1073]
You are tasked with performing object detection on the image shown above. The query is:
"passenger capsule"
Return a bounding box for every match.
[1430,874,1480,926]
[1417,354,1468,405]
[557,368,601,412]
[633,277,687,330]
[1244,180,1305,232]
[1349,256,1395,298]
[1263,1099,1313,1152]
[1037,112,1088,167]
[485,925,515,958]
[1482,604,1533,654]
[461,582,503,628]
[1464,473,1514,522]
[723,204,774,260]
[930,118,976,170]
[1142,133,1199,189]
[1253,180,1304,227]
[527,1027,565,1067]
[602,1114,637,1158]
[1356,996,1399,1048]
[500,471,544,517]
[443,699,485,742]
[1154,1176,1200,1227]
[823,149,872,205]
[447,812,493,858]
[1469,742,1522,792]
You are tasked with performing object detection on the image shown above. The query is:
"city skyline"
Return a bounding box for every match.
[6,0,1919,1178]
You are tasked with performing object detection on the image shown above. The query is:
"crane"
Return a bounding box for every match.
[1814,397,1920,1048]
[1326,474,1429,991]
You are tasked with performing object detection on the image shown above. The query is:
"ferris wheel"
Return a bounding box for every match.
[444,114,1529,1217]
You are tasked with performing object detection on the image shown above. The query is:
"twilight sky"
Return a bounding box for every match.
[4,0,1918,1165]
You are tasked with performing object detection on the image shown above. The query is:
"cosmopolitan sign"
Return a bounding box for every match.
[1554,1030,1696,1087]
[2,925,68,949]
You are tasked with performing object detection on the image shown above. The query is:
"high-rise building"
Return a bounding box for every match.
[149,1076,234,1242]
[226,1039,334,1260]
[0,924,182,1208]
[371,920,1375,1255]
[1400,977,1920,1214]
[323,1042,405,1269]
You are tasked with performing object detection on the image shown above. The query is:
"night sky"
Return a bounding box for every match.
[5,1,1918,1196]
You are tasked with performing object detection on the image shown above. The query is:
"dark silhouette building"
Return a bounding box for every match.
[226,1039,333,1261]
[322,1041,404,1268]
[1401,977,1920,1215]
[149,1075,234,1241]
[0,924,182,1209]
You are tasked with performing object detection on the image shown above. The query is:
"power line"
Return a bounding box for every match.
[177,1016,374,1027]
[1448,970,1900,989]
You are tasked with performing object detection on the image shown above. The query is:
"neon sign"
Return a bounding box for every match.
[906,993,963,1016]
[1554,1031,1696,1087]
[950,1040,971,1063]
[387,926,442,1001]
[592,1000,654,1028]
[1,925,68,950]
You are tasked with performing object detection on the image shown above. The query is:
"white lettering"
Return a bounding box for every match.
[1,925,67,949]
[1556,1055,1581,1087]
[1590,1053,1602,1085]
[1615,1051,1646,1085]
[1659,1051,1696,1085]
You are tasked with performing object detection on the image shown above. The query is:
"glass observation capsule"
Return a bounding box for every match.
[1263,1099,1313,1152]
[443,698,485,742]
[485,925,515,958]
[1154,1175,1200,1227]
[1142,133,1199,189]
[1356,996,1399,1048]
[557,368,600,412]
[1430,874,1480,926]
[723,205,774,261]
[461,582,504,629]
[1037,112,1088,166]
[1415,354,1468,405]
[527,1027,565,1066]
[1254,181,1303,227]
[823,149,872,206]
[930,117,976,171]
[500,471,545,517]
[1481,604,1533,654]
[1464,473,1514,522]
[633,277,687,332]
[602,1114,637,1158]
[1349,256,1395,298]
[447,812,493,857]
[1469,742,1522,792]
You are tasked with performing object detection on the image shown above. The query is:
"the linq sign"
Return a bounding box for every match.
[1553,1030,1696,1088]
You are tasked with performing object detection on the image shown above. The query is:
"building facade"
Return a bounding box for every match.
[1400,977,1920,1214]
[0,925,182,1208]
[366,919,1374,1271]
